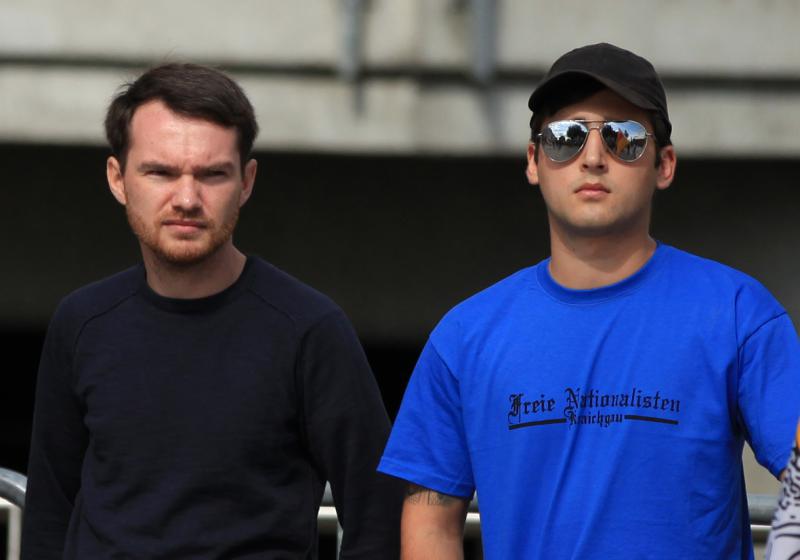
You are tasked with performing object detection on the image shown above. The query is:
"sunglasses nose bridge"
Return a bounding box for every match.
[579,125,609,165]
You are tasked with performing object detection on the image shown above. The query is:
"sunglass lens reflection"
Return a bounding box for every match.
[542,121,587,162]
[603,121,648,161]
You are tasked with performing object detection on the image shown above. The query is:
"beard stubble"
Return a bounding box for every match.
[126,206,239,267]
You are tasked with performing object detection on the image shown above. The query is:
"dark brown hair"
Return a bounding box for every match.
[105,63,258,171]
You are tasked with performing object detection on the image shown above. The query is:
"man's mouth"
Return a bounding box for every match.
[163,219,206,228]
[162,219,207,234]
[574,183,610,194]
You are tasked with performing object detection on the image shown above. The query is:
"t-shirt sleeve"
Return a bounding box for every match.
[21,305,89,559]
[378,338,475,499]
[738,311,800,477]
[298,309,403,559]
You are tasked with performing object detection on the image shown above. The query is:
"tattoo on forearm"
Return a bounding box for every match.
[405,483,456,506]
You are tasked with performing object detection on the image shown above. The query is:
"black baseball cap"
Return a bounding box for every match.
[528,43,671,139]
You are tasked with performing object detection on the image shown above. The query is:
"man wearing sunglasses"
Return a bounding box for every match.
[379,43,800,558]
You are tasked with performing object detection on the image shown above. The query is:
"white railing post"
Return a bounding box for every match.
[1,498,21,560]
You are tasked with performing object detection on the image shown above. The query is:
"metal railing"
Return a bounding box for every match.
[0,466,778,559]
[0,467,25,560]
[0,469,25,511]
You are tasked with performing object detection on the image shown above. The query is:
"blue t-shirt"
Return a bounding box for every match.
[379,244,800,559]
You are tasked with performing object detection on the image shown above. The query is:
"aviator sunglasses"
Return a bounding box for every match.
[536,120,653,163]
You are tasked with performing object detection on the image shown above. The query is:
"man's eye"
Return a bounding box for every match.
[201,170,229,180]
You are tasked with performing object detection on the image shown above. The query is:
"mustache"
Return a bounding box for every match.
[161,210,209,223]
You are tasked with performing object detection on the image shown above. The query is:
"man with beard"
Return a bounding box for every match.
[22,63,401,559]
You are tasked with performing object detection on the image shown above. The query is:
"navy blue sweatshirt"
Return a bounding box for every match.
[22,257,402,559]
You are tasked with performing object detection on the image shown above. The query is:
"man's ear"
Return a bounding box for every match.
[655,145,677,191]
[525,143,540,186]
[239,158,257,207]
[107,156,127,205]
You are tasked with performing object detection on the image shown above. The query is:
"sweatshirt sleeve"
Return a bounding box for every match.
[21,306,88,559]
[298,310,403,559]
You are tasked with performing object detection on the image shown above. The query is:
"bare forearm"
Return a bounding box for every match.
[401,529,464,560]
[400,484,468,560]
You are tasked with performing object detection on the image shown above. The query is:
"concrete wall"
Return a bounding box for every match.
[3,1,797,72]
[1,1,799,155]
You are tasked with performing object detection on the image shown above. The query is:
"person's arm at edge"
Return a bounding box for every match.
[401,483,469,560]
[21,306,88,559]
[300,309,403,558]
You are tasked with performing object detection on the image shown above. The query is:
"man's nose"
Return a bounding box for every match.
[171,175,202,211]
[580,127,608,171]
